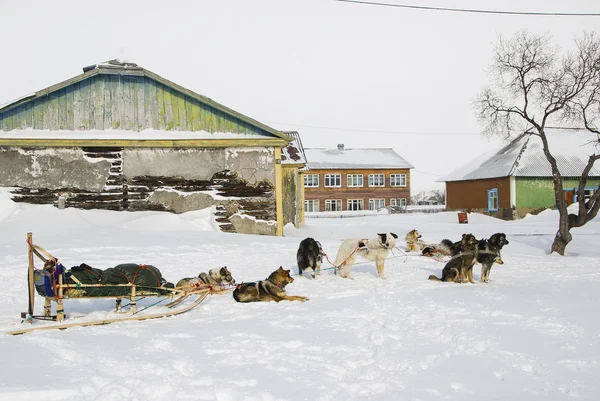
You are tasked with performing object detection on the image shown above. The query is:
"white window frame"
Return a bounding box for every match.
[304,199,319,212]
[368,174,385,187]
[390,198,407,207]
[324,174,342,188]
[369,199,385,210]
[347,174,364,187]
[347,199,364,211]
[304,174,319,188]
[325,199,342,211]
[390,174,407,187]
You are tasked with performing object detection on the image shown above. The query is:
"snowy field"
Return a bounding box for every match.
[0,190,599,401]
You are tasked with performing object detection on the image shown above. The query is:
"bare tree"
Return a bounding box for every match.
[476,31,600,255]
[431,189,446,204]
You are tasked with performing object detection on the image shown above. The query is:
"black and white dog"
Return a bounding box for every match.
[334,233,398,279]
[297,237,324,278]
[477,233,509,282]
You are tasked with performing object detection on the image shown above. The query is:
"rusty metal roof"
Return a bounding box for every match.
[281,131,308,170]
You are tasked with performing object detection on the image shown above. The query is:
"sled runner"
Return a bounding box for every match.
[7,233,212,335]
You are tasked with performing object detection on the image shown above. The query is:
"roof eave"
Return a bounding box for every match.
[0,137,289,148]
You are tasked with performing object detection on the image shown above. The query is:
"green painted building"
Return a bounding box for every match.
[440,129,600,219]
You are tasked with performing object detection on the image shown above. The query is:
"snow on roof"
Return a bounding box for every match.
[0,129,266,140]
[440,128,600,182]
[0,93,36,110]
[305,147,414,170]
[280,131,308,169]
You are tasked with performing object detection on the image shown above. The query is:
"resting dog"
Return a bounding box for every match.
[297,237,324,278]
[422,239,456,259]
[176,266,235,292]
[405,229,427,252]
[334,233,398,279]
[477,233,509,282]
[233,267,308,303]
[428,234,479,283]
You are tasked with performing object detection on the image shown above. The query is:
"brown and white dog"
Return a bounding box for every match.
[334,233,398,279]
[405,229,427,252]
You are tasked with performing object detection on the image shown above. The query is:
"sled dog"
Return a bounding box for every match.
[297,237,324,278]
[233,267,308,303]
[334,233,398,279]
[477,233,509,282]
[428,234,479,283]
[405,229,427,252]
[176,266,235,292]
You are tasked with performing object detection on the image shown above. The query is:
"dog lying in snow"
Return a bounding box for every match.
[233,267,308,303]
[176,266,235,292]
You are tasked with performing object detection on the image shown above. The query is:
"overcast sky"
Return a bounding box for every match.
[2,0,600,192]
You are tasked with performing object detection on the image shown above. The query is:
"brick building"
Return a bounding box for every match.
[303,144,414,212]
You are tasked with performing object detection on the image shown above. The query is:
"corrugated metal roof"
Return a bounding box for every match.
[305,148,414,170]
[281,131,308,170]
[440,129,600,182]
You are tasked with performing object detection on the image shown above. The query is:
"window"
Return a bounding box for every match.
[390,174,406,187]
[304,174,319,187]
[369,199,385,210]
[390,198,407,207]
[368,174,385,187]
[488,188,498,212]
[347,199,364,211]
[305,200,319,212]
[324,174,341,187]
[347,174,364,187]
[325,199,342,211]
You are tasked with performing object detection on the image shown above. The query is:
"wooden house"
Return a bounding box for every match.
[440,129,600,219]
[303,144,414,212]
[0,59,303,235]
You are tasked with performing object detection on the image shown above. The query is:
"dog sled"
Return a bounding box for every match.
[7,233,214,335]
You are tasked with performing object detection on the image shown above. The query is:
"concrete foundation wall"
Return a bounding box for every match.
[1,146,279,235]
[123,147,274,184]
[0,147,111,191]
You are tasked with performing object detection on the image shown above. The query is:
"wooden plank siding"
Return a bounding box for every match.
[445,177,512,221]
[0,75,273,137]
[304,168,411,211]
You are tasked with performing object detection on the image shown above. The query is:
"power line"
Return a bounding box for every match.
[264,120,481,136]
[334,0,600,17]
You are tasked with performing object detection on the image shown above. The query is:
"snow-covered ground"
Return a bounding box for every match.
[0,190,599,400]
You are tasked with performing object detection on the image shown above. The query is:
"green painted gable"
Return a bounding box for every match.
[0,66,287,140]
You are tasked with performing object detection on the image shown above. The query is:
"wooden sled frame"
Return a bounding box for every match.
[9,233,212,335]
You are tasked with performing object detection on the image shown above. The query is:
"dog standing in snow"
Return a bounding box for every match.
[334,233,398,279]
[296,237,324,278]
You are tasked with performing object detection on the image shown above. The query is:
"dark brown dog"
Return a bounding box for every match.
[233,267,308,303]
[429,234,479,283]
